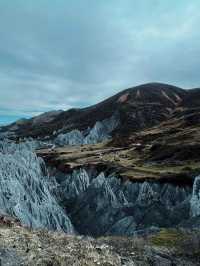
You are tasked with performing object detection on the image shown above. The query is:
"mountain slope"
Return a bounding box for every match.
[1,220,199,266]
[0,82,190,139]
[182,88,200,108]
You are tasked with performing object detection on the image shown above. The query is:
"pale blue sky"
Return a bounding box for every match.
[0,0,200,124]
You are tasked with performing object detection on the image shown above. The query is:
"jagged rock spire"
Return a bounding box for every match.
[0,140,74,234]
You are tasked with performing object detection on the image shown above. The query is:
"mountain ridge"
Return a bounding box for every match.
[0,82,199,140]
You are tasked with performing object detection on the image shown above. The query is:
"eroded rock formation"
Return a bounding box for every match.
[0,139,199,238]
[0,140,74,233]
[55,113,120,146]
[54,168,192,236]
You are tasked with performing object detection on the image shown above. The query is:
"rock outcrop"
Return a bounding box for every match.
[54,168,192,236]
[190,175,200,217]
[55,113,120,146]
[0,140,74,233]
[0,139,198,238]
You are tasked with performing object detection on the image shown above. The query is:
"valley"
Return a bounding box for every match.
[1,83,200,265]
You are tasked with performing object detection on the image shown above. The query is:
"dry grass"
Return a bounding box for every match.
[37,116,200,184]
[150,229,184,248]
[150,229,200,260]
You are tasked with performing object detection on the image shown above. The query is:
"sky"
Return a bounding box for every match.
[0,0,200,125]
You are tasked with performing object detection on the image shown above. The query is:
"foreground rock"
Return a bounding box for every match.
[0,222,199,266]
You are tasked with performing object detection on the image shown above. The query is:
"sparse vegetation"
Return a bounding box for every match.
[150,229,200,261]
[38,139,200,184]
[1,223,200,265]
[150,229,184,248]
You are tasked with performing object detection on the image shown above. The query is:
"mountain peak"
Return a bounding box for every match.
[116,82,186,109]
[0,82,199,139]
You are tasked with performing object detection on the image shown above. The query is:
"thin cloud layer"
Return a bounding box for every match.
[0,0,200,123]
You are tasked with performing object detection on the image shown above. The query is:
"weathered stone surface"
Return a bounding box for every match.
[0,224,198,266]
[0,140,74,234]
[55,168,192,236]
[55,113,120,146]
[0,247,22,266]
[190,175,200,217]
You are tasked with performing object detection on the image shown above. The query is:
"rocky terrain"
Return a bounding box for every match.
[2,139,199,239]
[0,216,200,265]
[1,82,200,265]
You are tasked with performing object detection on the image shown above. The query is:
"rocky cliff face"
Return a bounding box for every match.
[0,140,74,233]
[0,139,200,238]
[55,113,120,146]
[54,168,192,236]
[190,175,200,217]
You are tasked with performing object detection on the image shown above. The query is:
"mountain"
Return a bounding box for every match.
[1,82,200,262]
[1,82,200,198]
[0,82,191,140]
[182,87,200,108]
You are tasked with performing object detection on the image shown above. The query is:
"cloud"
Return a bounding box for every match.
[0,0,200,121]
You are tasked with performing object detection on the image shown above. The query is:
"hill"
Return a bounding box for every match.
[0,82,193,139]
